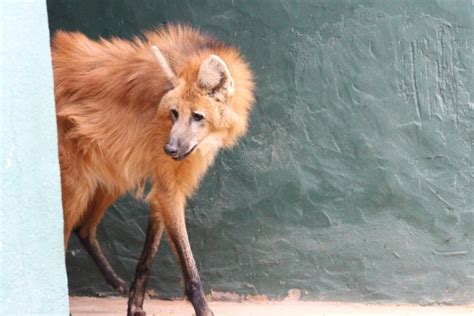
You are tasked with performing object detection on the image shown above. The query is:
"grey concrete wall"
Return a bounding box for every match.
[1,1,69,314]
[47,0,473,304]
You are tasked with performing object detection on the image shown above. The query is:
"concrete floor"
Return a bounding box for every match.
[70,296,474,316]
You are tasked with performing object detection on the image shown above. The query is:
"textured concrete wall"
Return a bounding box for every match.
[47,0,473,304]
[1,1,69,315]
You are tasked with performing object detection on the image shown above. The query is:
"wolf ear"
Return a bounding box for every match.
[151,46,179,87]
[198,55,234,99]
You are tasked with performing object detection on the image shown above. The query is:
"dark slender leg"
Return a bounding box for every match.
[76,232,128,294]
[75,188,127,294]
[127,213,164,316]
[167,229,213,316]
[161,194,213,316]
[133,193,213,316]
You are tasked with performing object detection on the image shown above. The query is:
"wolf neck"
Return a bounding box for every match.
[172,145,221,198]
[196,133,224,158]
[105,48,176,109]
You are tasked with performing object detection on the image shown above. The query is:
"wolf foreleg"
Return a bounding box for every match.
[127,209,164,316]
[162,194,214,316]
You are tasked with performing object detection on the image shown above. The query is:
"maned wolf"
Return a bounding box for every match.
[52,24,255,316]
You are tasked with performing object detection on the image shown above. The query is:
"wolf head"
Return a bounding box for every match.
[152,46,242,161]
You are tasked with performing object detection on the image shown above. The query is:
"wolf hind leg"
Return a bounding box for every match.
[76,188,128,295]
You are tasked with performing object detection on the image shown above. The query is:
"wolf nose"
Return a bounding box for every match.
[164,144,178,156]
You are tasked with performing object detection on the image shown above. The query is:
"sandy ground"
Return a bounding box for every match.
[70,296,474,316]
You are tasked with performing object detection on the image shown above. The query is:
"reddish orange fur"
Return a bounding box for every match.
[52,24,255,245]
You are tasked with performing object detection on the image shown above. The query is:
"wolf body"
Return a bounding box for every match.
[52,24,254,316]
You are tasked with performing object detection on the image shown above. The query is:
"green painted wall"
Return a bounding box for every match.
[47,0,473,304]
[1,1,69,315]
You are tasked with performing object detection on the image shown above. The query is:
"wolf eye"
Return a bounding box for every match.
[191,112,204,122]
[170,109,178,121]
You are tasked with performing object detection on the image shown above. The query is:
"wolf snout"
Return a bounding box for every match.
[164,143,178,157]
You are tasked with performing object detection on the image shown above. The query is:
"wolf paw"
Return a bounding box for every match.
[195,309,214,316]
[127,305,146,316]
[115,280,129,296]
